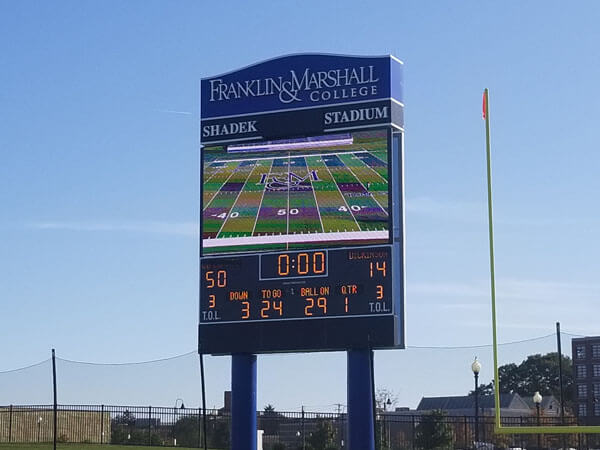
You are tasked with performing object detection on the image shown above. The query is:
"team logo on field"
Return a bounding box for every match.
[258,170,319,191]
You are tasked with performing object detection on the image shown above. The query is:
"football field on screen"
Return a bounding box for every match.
[201,131,391,255]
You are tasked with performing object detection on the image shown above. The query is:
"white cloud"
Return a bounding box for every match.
[29,220,198,237]
[154,108,193,116]
[405,196,599,228]
[409,282,487,297]
[406,196,484,222]
[410,278,600,308]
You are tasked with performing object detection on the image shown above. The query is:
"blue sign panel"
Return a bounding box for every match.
[201,54,403,145]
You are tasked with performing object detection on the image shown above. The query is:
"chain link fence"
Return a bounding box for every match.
[2,404,600,450]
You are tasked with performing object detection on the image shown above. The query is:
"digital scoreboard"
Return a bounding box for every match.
[202,248,392,322]
[199,54,405,354]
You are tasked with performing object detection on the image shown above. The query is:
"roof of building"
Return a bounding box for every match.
[572,336,600,343]
[522,395,559,411]
[417,393,530,412]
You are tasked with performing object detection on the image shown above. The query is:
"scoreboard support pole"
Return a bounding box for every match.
[347,349,375,450]
[231,354,257,450]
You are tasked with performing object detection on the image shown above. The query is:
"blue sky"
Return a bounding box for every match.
[1,1,600,411]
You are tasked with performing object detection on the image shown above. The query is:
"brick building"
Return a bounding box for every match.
[572,336,600,424]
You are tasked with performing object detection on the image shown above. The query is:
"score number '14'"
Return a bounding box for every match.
[367,260,388,313]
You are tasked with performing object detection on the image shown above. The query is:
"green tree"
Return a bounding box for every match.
[471,353,573,408]
[264,404,276,413]
[415,410,453,450]
[172,415,200,447]
[260,404,282,436]
[469,382,495,397]
[207,417,230,448]
[376,388,399,411]
[307,419,337,450]
[111,410,136,444]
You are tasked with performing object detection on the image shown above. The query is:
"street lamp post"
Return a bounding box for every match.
[386,399,392,447]
[533,391,543,450]
[471,358,482,445]
[37,417,43,442]
[174,398,184,446]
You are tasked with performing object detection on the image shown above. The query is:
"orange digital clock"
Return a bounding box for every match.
[260,250,328,279]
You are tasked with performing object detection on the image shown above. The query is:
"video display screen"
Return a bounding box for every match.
[201,129,391,255]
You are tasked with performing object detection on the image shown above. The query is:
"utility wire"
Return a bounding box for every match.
[0,358,51,374]
[0,331,586,373]
[56,350,196,366]
[407,331,585,350]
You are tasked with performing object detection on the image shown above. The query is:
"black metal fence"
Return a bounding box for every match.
[1,404,600,450]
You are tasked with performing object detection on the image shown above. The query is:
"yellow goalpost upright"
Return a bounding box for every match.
[482,88,600,435]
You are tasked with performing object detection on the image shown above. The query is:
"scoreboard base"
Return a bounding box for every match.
[198,315,403,355]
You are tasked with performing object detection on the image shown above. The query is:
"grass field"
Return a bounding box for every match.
[202,130,391,255]
[0,444,217,450]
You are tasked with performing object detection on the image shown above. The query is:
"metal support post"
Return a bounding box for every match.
[536,404,541,450]
[8,405,12,443]
[148,406,152,445]
[347,349,375,450]
[411,415,416,450]
[474,371,479,443]
[231,354,257,450]
[52,349,57,450]
[301,406,306,450]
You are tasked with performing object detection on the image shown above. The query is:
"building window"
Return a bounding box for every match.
[579,403,588,416]
[593,344,600,359]
[595,402,600,417]
[577,365,588,378]
[577,345,587,359]
[594,365,600,377]
[579,384,588,398]
[594,384,600,397]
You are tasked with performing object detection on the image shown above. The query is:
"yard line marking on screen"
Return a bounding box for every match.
[367,151,388,167]
[286,155,291,250]
[213,161,258,238]
[354,150,388,184]
[202,162,230,189]
[306,156,326,235]
[320,155,362,231]
[202,162,243,212]
[305,154,360,233]
[323,153,387,228]
[202,164,244,212]
[341,152,388,217]
[352,150,390,216]
[203,161,231,183]
[356,151,388,182]
[250,158,276,237]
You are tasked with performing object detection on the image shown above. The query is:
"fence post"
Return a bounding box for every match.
[100,405,104,444]
[148,406,152,446]
[197,407,201,448]
[8,405,12,443]
[520,416,524,450]
[411,415,415,450]
[52,349,57,450]
[482,414,486,443]
[463,416,467,449]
